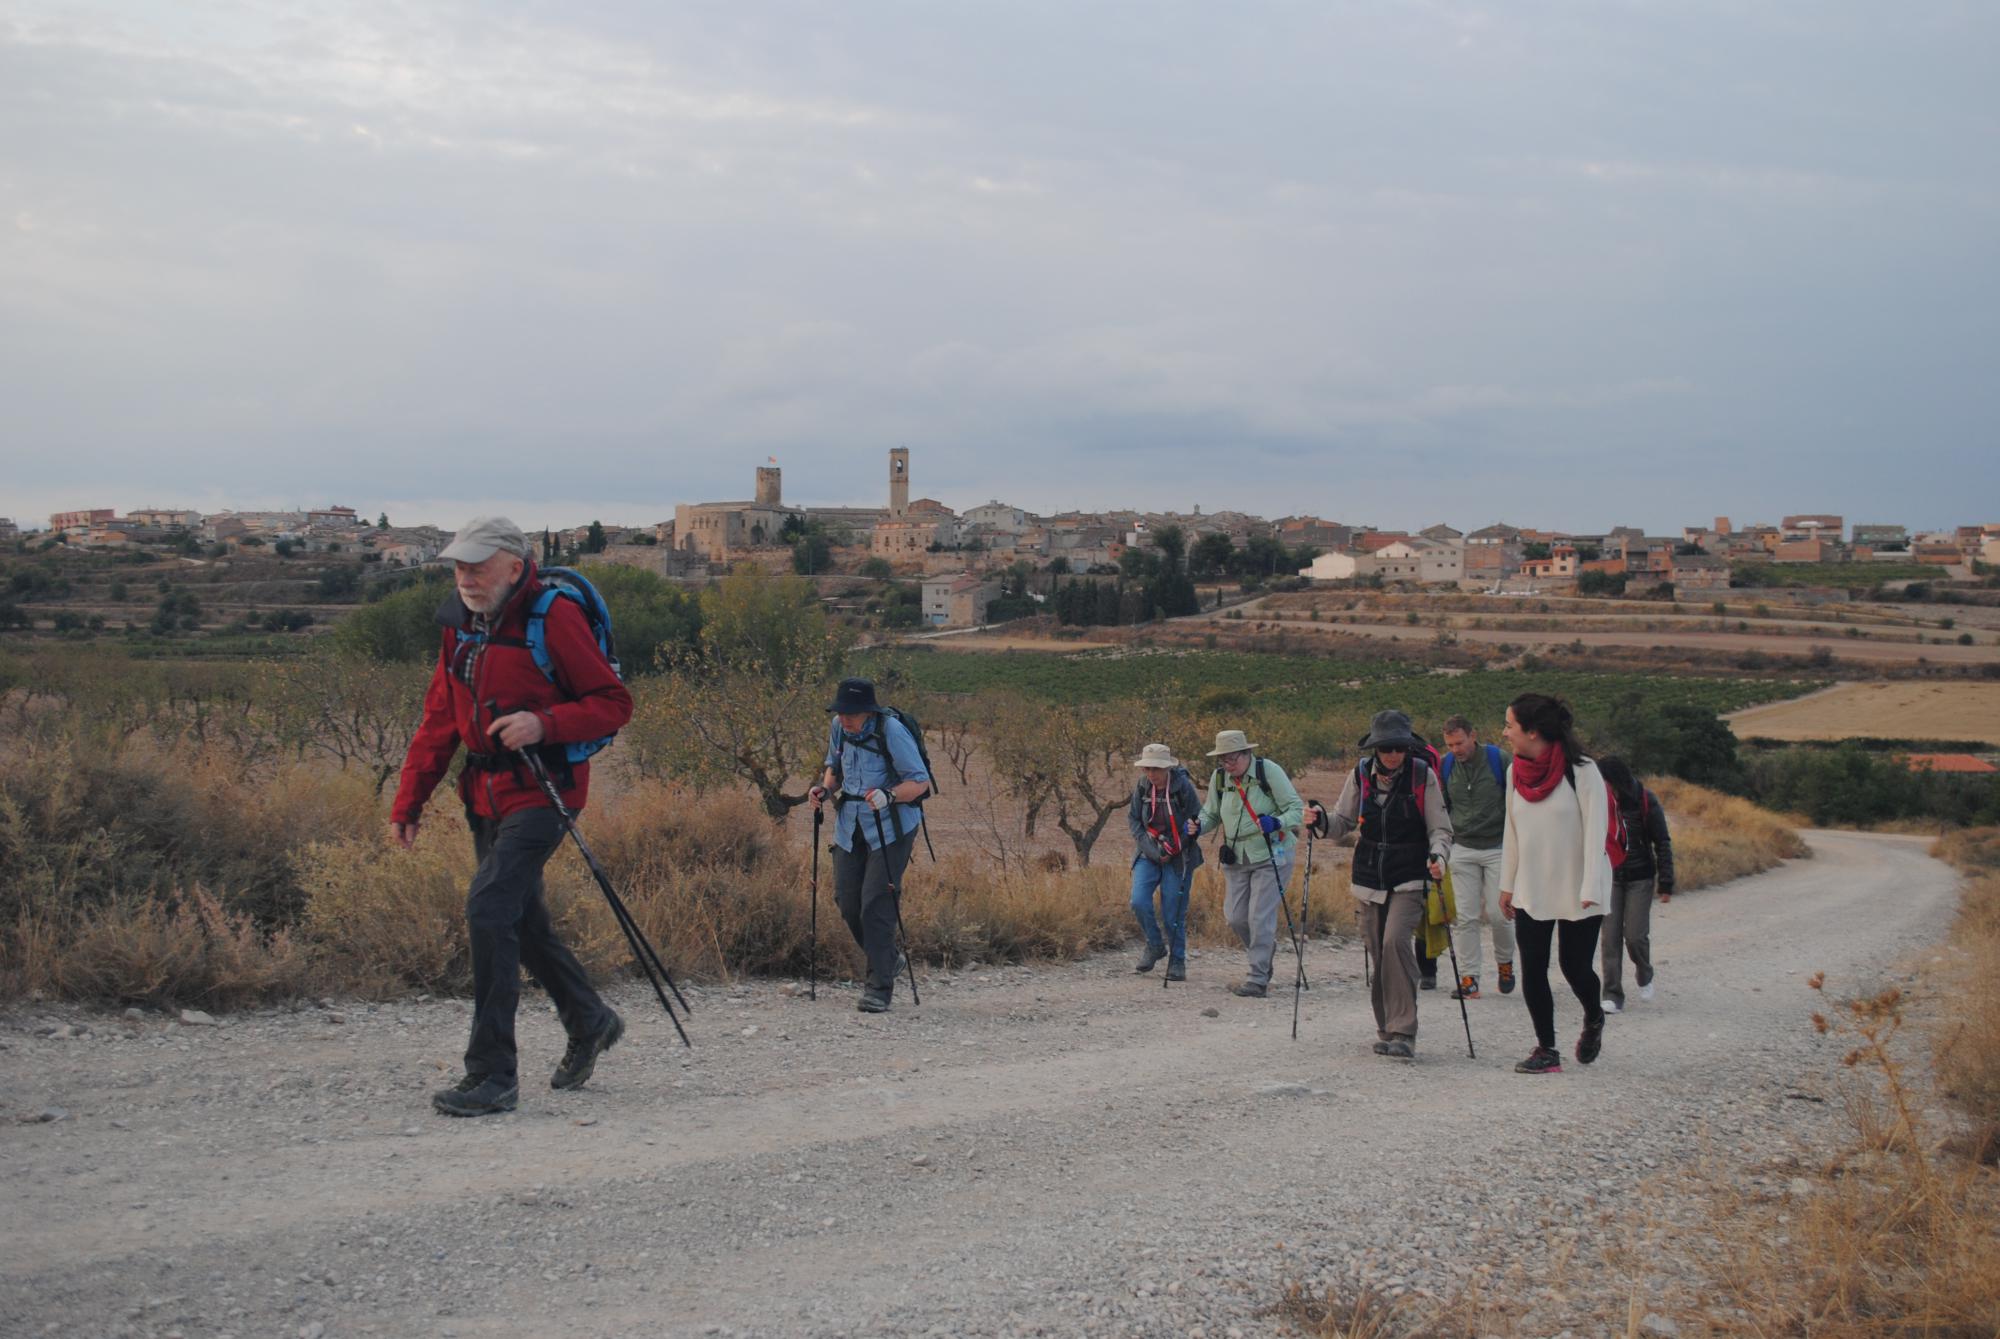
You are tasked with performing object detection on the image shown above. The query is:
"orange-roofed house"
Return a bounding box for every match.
[1904,754,1998,775]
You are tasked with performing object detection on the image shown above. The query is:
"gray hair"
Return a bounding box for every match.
[1441,714,1476,737]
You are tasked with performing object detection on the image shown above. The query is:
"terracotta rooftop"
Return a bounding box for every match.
[1904,753,1998,775]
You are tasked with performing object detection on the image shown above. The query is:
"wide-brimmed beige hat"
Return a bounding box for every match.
[1130,743,1181,769]
[1205,729,1257,757]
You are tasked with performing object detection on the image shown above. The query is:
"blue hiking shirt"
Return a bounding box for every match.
[824,714,930,853]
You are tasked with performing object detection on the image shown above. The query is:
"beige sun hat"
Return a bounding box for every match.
[1205,729,1257,757]
[439,516,529,564]
[1131,743,1181,769]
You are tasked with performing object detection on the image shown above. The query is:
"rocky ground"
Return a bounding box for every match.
[0,831,1959,1338]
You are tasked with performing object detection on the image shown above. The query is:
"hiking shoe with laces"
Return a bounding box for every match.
[1419,973,1437,991]
[1382,1039,1414,1060]
[1232,981,1268,998]
[1601,997,1622,1015]
[1372,1039,1392,1055]
[432,1075,518,1117]
[1515,1046,1562,1075]
[1577,1016,1604,1065]
[1452,975,1481,1000]
[1640,979,1655,1003]
[1165,960,1187,982]
[1498,962,1516,994]
[858,987,892,1013]
[551,1011,624,1091]
[1136,943,1167,973]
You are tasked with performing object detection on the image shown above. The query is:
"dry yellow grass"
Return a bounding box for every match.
[1651,777,1809,889]
[1727,680,2000,745]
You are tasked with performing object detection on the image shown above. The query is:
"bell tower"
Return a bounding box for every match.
[889,447,910,518]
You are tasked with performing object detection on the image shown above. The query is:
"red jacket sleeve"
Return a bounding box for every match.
[533,598,634,745]
[390,643,464,824]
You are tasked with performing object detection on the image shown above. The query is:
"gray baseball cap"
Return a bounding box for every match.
[439,516,530,564]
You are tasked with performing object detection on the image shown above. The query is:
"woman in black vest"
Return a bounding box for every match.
[1312,710,1453,1058]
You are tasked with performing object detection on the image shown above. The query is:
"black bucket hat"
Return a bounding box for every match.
[827,677,879,715]
[1357,709,1420,753]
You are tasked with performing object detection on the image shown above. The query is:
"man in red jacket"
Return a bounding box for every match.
[390,517,634,1117]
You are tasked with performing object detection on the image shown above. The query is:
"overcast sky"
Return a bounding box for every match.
[3,2,1995,534]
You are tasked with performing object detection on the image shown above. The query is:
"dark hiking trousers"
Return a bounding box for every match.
[1514,909,1605,1050]
[832,828,916,993]
[464,807,614,1083]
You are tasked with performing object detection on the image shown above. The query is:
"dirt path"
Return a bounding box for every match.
[0,832,1961,1338]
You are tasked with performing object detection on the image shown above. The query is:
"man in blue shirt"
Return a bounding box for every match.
[809,678,931,1012]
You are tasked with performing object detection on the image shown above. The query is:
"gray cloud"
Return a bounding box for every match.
[3,1,1995,531]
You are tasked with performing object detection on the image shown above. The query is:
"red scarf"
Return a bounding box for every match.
[1511,741,1568,803]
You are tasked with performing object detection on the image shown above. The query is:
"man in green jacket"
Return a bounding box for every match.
[1198,729,1305,998]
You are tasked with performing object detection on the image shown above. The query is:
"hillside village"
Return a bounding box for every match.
[9,447,1998,630]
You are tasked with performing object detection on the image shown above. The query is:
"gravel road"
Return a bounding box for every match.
[1,830,1959,1338]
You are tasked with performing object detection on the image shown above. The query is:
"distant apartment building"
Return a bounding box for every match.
[1464,523,1525,581]
[1851,523,1908,549]
[1301,551,1371,582]
[871,498,961,561]
[1774,538,1835,564]
[0,518,17,542]
[51,509,115,534]
[1354,531,1411,554]
[1669,553,1731,591]
[1781,514,1844,542]
[308,506,360,528]
[962,501,1031,533]
[921,573,1002,627]
[1372,538,1465,584]
[127,508,199,530]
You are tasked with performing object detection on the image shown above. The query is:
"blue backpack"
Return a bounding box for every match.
[1438,743,1508,798]
[455,566,622,765]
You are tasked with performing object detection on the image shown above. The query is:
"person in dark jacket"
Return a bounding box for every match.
[1126,743,1205,980]
[392,517,634,1118]
[1595,757,1674,1014]
[1310,710,1452,1058]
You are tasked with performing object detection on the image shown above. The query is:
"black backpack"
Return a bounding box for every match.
[835,706,939,802]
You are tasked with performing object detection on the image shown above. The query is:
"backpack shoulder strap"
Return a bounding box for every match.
[522,586,565,684]
[1485,745,1506,788]
[1412,757,1430,817]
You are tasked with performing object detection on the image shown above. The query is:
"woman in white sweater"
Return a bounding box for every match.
[1499,693,1612,1074]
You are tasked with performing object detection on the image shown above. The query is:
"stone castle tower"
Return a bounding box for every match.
[755,465,782,506]
[889,447,909,518]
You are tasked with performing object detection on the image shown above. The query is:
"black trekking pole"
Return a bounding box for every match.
[1433,876,1475,1059]
[870,806,921,1006]
[519,750,692,1047]
[1292,831,1317,1040]
[1268,849,1310,994]
[808,806,823,1002]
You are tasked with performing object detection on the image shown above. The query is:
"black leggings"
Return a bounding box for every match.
[1514,909,1604,1049]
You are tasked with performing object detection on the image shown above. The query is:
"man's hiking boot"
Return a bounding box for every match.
[1136,943,1168,973]
[858,987,892,1013]
[1514,1046,1562,1075]
[1419,973,1437,991]
[1372,1039,1392,1055]
[1576,1016,1605,1065]
[1601,997,1623,1015]
[1382,1038,1414,1060]
[1640,979,1655,1003]
[1497,962,1516,994]
[432,1075,519,1117]
[1452,975,1480,1000]
[1232,981,1268,998]
[1165,960,1187,982]
[551,1011,624,1091]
